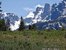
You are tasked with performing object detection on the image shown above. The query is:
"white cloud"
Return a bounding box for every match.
[24,4,44,12]
[24,8,34,12]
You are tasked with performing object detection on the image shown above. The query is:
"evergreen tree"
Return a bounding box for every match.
[0,19,6,31]
[29,24,36,30]
[29,25,32,30]
[19,16,25,31]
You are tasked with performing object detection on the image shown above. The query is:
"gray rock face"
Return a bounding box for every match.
[0,12,20,31]
[24,0,66,30]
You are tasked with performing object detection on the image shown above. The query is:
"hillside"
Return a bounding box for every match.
[0,30,66,50]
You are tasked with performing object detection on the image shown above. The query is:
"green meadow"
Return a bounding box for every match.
[0,30,66,50]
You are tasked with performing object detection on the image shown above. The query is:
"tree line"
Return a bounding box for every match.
[0,17,36,31]
[0,17,65,31]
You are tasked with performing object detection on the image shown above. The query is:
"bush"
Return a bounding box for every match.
[29,24,36,30]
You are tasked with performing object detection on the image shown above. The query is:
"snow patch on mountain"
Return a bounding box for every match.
[24,5,44,25]
[0,12,20,31]
[25,12,34,19]
[35,4,44,8]
[10,20,20,31]
[24,0,66,30]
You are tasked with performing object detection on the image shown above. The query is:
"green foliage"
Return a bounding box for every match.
[32,24,36,30]
[19,17,25,31]
[0,19,6,31]
[29,24,36,30]
[64,33,66,38]
[29,25,32,30]
[0,30,66,50]
[37,30,43,35]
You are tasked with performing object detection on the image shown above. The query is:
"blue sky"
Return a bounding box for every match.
[0,0,62,17]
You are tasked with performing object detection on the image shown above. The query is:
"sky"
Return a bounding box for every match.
[0,0,62,17]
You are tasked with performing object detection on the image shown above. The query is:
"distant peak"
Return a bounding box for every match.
[35,4,44,8]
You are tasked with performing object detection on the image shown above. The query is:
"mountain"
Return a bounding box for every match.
[24,0,66,30]
[0,12,20,31]
[41,3,50,19]
[24,5,44,25]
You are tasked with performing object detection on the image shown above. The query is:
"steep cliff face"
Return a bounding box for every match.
[24,0,66,30]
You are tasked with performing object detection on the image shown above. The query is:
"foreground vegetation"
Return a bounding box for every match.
[0,30,66,50]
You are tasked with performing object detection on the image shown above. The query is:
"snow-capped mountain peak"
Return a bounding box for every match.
[24,0,66,30]
[35,4,44,8]
[25,11,34,19]
[24,5,44,25]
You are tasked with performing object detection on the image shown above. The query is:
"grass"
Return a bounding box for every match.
[0,30,66,50]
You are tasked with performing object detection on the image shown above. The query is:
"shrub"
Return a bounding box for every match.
[29,24,36,30]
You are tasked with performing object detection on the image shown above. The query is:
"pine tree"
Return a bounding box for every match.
[29,25,32,30]
[0,19,6,31]
[19,16,25,31]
